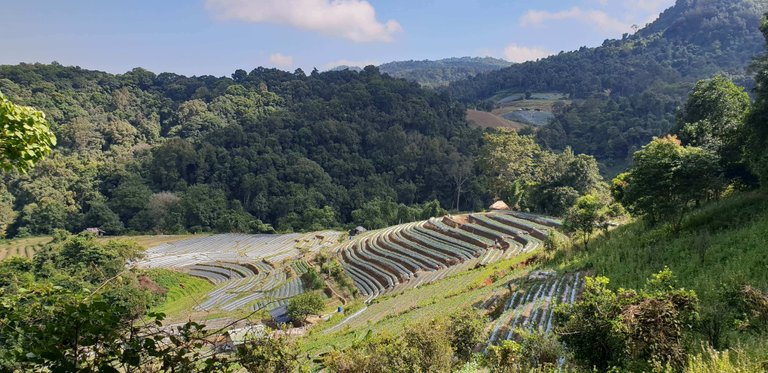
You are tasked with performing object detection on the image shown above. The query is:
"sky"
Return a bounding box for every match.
[0,0,676,77]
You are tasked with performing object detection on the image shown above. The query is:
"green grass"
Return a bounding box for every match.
[553,191,768,360]
[558,192,768,305]
[301,252,539,356]
[0,236,51,261]
[146,269,215,321]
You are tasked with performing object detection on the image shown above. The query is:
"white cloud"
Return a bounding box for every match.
[321,59,380,70]
[622,0,674,13]
[269,53,294,69]
[205,0,402,43]
[521,7,629,34]
[503,44,552,63]
[524,1,676,34]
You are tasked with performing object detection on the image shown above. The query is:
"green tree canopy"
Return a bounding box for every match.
[563,194,609,250]
[480,130,604,215]
[745,15,768,187]
[616,135,723,227]
[0,92,56,173]
[675,75,751,150]
[287,291,325,324]
[675,75,752,182]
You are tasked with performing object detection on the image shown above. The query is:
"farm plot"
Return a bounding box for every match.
[138,233,302,269]
[338,212,556,302]
[0,237,51,261]
[501,110,555,126]
[488,272,583,345]
[137,231,342,314]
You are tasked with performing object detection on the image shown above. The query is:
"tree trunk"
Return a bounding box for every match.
[455,184,462,211]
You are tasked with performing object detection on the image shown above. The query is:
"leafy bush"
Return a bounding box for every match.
[555,270,699,371]
[287,292,325,324]
[300,267,325,290]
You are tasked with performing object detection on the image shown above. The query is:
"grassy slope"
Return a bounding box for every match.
[146,268,215,321]
[559,192,768,304]
[302,252,540,356]
[556,192,768,358]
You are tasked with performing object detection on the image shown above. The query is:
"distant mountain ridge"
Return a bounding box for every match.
[447,0,768,170]
[330,57,513,88]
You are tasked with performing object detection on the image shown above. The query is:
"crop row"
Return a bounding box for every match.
[339,212,554,302]
[138,232,341,269]
[488,272,582,345]
[0,245,42,261]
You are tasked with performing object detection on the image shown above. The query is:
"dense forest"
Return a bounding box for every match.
[0,65,494,236]
[449,0,768,170]
[1,0,766,238]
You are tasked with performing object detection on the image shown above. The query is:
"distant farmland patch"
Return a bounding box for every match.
[0,237,50,261]
[466,109,524,129]
[501,110,555,126]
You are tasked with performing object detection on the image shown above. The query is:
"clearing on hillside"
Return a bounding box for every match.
[466,109,524,129]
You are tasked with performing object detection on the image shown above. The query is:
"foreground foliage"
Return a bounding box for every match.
[555,271,699,371]
[324,309,486,373]
[0,92,56,174]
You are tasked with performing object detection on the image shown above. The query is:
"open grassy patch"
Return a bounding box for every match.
[146,268,215,321]
[554,192,768,358]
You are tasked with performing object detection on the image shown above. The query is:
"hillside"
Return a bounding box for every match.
[555,192,768,355]
[0,64,490,237]
[449,0,768,170]
[378,57,513,88]
[330,57,513,88]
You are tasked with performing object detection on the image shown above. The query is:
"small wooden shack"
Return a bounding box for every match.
[83,227,106,236]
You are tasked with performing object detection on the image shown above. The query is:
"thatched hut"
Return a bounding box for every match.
[489,200,510,211]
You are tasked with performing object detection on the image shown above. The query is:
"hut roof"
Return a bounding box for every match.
[489,200,510,211]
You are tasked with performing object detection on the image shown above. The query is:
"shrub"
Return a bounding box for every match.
[300,267,325,290]
[555,270,699,371]
[448,309,488,363]
[287,292,325,324]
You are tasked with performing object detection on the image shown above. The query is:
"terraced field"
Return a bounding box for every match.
[0,235,204,263]
[488,272,583,345]
[338,211,560,302]
[0,237,51,261]
[137,232,340,315]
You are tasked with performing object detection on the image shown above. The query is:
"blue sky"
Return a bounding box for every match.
[0,0,675,76]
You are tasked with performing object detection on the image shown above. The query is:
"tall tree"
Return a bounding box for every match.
[479,130,551,209]
[563,194,609,250]
[745,15,768,187]
[675,75,751,182]
[616,136,723,227]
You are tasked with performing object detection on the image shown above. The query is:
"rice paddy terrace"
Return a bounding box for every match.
[137,232,342,318]
[336,211,562,303]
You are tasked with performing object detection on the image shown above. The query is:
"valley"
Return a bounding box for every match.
[2,0,768,371]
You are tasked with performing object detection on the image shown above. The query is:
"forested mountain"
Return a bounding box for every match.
[449,0,768,170]
[0,64,489,236]
[378,57,513,88]
[331,57,513,88]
